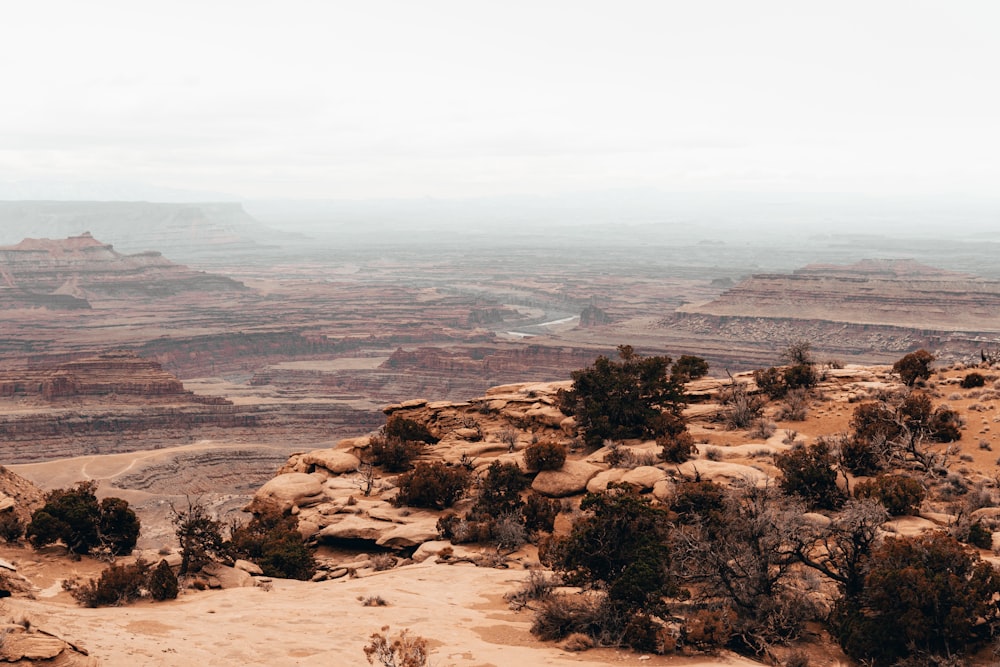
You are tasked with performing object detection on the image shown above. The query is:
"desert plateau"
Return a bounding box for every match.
[4,4,1000,664]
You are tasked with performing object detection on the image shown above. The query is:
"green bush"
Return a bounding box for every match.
[27,481,139,556]
[834,531,1000,665]
[524,441,567,471]
[384,415,437,444]
[541,485,673,611]
[775,441,844,510]
[657,430,696,463]
[893,349,934,386]
[368,433,426,472]
[394,462,470,509]
[0,512,24,543]
[523,492,560,534]
[853,474,925,516]
[227,503,316,580]
[148,559,179,601]
[961,372,986,389]
[927,406,962,443]
[559,345,687,447]
[470,461,527,519]
[671,355,709,382]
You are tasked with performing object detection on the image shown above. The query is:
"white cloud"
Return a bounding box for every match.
[1,0,998,198]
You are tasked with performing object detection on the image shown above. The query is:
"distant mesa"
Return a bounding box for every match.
[679,258,1000,332]
[0,200,286,260]
[0,350,217,402]
[0,231,248,307]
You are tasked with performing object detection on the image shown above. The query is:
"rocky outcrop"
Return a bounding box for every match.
[251,344,602,404]
[0,351,192,400]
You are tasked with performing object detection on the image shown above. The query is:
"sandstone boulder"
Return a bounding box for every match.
[620,466,667,490]
[532,460,602,497]
[252,472,325,512]
[234,559,264,576]
[301,449,361,475]
[586,469,626,493]
[674,460,768,485]
[201,562,255,588]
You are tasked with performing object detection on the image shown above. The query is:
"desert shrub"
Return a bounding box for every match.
[783,363,817,391]
[27,481,139,556]
[961,372,986,389]
[71,558,151,607]
[172,497,225,575]
[775,441,844,510]
[471,461,527,519]
[0,512,24,543]
[834,531,1000,665]
[753,366,788,399]
[227,503,316,580]
[505,568,557,610]
[384,415,437,444]
[658,430,697,463]
[370,553,398,571]
[927,406,962,443]
[669,479,727,527]
[681,606,736,650]
[394,462,470,509]
[522,492,560,534]
[542,486,673,613]
[97,497,141,557]
[364,626,428,667]
[840,434,888,477]
[671,355,709,382]
[148,558,179,601]
[748,419,776,439]
[559,345,687,447]
[775,388,809,422]
[560,632,595,652]
[853,474,925,516]
[524,440,567,471]
[491,514,528,551]
[965,520,993,550]
[720,381,765,429]
[605,442,657,468]
[368,433,425,472]
[893,349,935,386]
[850,401,904,445]
[531,593,604,641]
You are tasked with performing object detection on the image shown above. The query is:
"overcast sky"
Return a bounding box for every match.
[2,1,998,200]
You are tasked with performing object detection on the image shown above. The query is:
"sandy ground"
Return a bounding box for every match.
[3,557,764,667]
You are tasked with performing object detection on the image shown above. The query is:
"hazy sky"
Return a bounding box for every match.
[3,1,998,200]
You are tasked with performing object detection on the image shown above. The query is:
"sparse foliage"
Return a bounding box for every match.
[364,626,429,667]
[172,497,225,575]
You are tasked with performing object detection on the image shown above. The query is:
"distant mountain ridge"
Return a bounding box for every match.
[0,200,290,261]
